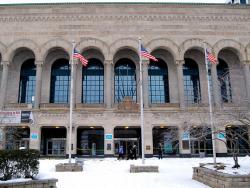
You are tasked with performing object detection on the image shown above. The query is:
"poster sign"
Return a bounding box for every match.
[21,111,34,124]
[105,134,113,140]
[182,131,190,140]
[217,132,226,140]
[31,132,38,140]
[0,111,21,124]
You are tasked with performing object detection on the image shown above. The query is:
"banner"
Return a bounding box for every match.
[0,111,21,124]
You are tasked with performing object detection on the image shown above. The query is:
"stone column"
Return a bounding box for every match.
[0,61,9,109]
[29,124,41,150]
[176,60,185,109]
[104,60,113,108]
[104,126,114,156]
[179,128,191,156]
[215,125,227,156]
[144,123,153,157]
[34,61,43,109]
[211,63,221,108]
[243,61,250,106]
[66,124,77,156]
[142,60,149,108]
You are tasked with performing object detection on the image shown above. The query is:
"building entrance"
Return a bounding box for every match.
[46,138,66,156]
[114,138,139,156]
[114,127,141,157]
[41,127,66,156]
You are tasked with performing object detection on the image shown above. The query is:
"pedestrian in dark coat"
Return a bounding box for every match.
[132,145,137,160]
[158,143,163,159]
[127,145,133,160]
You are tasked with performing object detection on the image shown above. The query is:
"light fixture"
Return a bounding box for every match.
[90,126,94,129]
[55,126,59,128]
[125,126,129,129]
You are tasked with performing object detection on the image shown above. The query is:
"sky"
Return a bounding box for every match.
[0,0,226,5]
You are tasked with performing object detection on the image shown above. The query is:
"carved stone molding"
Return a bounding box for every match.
[0,14,249,23]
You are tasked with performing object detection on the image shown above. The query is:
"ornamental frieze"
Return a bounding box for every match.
[0,14,249,23]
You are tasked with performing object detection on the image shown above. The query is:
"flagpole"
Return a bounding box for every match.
[139,38,145,164]
[203,42,217,166]
[68,41,75,163]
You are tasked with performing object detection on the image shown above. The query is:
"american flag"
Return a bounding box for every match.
[140,45,158,62]
[206,49,217,65]
[73,49,88,66]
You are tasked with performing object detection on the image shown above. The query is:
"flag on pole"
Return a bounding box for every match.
[73,49,88,66]
[140,45,158,62]
[206,49,217,65]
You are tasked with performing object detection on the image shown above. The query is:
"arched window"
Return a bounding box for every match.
[114,58,136,103]
[18,59,36,103]
[217,59,232,103]
[82,58,104,104]
[183,58,201,104]
[148,59,169,103]
[50,59,70,103]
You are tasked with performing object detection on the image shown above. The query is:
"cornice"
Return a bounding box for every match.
[0,14,249,23]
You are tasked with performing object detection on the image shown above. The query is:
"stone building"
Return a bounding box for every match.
[0,2,249,157]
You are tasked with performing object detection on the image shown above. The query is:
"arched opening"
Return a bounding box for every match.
[5,126,30,150]
[148,59,169,103]
[40,127,66,156]
[183,58,201,104]
[77,126,104,156]
[152,126,179,156]
[217,59,232,103]
[114,58,137,103]
[82,58,104,104]
[114,126,141,157]
[18,59,36,103]
[50,59,70,103]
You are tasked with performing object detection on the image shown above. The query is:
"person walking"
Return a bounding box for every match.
[132,145,137,160]
[158,143,163,159]
[118,145,124,160]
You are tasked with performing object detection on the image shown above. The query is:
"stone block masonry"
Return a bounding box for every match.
[193,167,250,188]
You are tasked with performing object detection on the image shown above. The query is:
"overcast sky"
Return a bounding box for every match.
[0,0,226,5]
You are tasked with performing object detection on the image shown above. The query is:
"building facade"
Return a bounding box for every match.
[0,3,249,157]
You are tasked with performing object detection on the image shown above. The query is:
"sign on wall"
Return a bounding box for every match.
[0,111,21,124]
[31,132,38,140]
[105,134,113,140]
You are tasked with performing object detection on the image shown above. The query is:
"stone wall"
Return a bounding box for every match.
[0,178,58,188]
[193,167,250,188]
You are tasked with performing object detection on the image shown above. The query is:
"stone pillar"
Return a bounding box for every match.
[0,61,9,109]
[104,126,114,156]
[179,128,191,155]
[142,60,149,108]
[176,60,185,109]
[211,63,221,108]
[243,61,250,106]
[29,124,41,150]
[215,125,227,156]
[104,60,113,108]
[34,62,43,109]
[0,127,5,150]
[144,122,153,157]
[66,125,77,156]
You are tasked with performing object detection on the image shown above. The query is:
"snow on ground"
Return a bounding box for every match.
[36,156,250,188]
[1,157,249,187]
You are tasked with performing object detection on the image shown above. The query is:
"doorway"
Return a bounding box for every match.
[114,127,141,156]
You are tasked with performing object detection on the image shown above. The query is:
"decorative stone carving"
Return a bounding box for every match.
[117,96,139,112]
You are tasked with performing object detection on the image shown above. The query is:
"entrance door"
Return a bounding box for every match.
[114,138,139,156]
[46,138,66,156]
